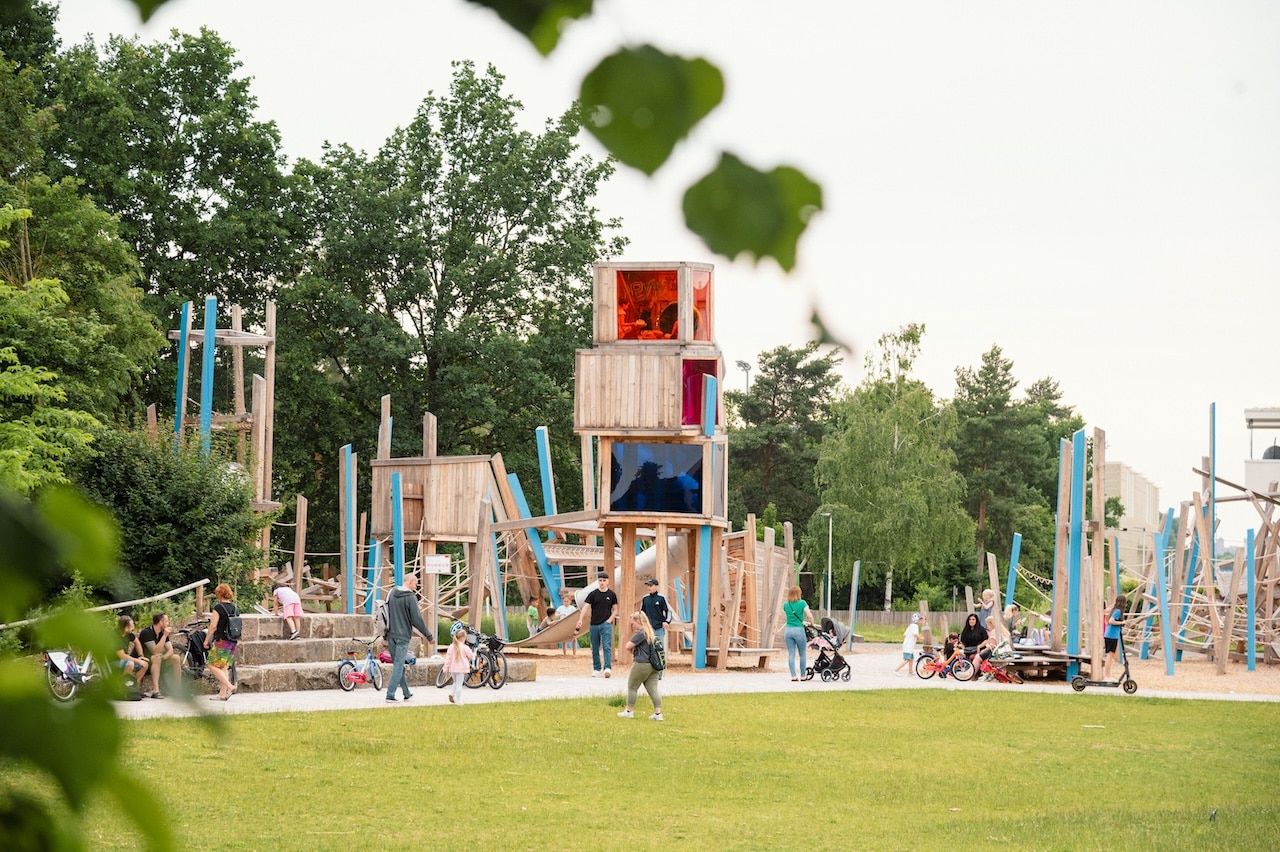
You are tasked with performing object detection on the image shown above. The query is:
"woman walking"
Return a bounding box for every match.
[617,612,663,721]
[783,586,814,681]
[203,583,239,701]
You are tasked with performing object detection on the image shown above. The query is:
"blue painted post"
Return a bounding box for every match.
[342,444,357,614]
[199,297,217,456]
[848,560,861,651]
[173,300,191,441]
[1209,403,1216,582]
[1153,509,1176,677]
[1246,528,1256,672]
[1066,428,1086,679]
[508,473,561,602]
[1004,533,1022,610]
[391,472,405,586]
[535,426,557,541]
[365,538,382,615]
[693,372,718,670]
[695,524,712,669]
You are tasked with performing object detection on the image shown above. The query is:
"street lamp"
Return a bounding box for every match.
[735,359,752,391]
[821,511,833,616]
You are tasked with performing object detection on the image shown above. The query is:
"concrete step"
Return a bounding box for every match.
[232,658,536,693]
[235,636,427,666]
[235,612,376,642]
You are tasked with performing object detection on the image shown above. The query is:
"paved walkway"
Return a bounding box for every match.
[113,648,1278,719]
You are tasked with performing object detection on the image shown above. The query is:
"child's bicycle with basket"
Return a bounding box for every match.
[913,648,976,681]
[337,637,385,691]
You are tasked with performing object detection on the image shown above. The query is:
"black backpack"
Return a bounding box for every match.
[220,603,243,641]
[650,637,667,672]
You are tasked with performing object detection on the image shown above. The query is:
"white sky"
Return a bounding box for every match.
[54,1,1280,545]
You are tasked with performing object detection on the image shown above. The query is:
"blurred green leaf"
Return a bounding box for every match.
[465,0,594,56]
[35,487,119,583]
[0,790,77,851]
[0,661,121,810]
[0,489,60,622]
[682,152,822,271]
[809,310,853,353]
[124,0,169,22]
[581,45,723,175]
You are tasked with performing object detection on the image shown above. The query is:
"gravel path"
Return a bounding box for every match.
[114,644,1279,720]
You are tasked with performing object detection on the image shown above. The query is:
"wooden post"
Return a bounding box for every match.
[293,494,307,601]
[1051,438,1072,652]
[619,524,637,665]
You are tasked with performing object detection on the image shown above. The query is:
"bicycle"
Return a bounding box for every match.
[338,637,385,691]
[44,649,105,701]
[174,620,238,690]
[913,649,975,681]
[435,627,508,690]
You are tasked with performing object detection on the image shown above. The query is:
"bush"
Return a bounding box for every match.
[70,426,271,598]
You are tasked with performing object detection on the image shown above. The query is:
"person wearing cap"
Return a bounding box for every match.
[640,577,672,649]
[894,612,922,675]
[575,573,619,677]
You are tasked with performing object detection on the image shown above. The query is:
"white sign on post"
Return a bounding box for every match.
[422,554,452,575]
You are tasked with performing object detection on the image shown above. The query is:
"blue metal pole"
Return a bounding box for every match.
[199,297,217,456]
[535,426,557,542]
[1246,527,1256,672]
[391,472,405,586]
[1153,509,1176,677]
[1066,428,1086,679]
[1004,533,1022,610]
[342,444,356,614]
[695,524,712,669]
[173,300,191,442]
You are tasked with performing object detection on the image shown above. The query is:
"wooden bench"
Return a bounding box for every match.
[704,647,776,669]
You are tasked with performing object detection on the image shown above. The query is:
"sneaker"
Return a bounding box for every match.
[603,668,612,679]
[617,709,634,718]
[385,695,397,702]
[289,631,300,640]
[591,670,600,678]
[649,712,664,721]
[448,695,455,704]
[402,692,413,700]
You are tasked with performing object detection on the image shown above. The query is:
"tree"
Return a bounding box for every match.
[44,27,299,322]
[274,62,625,551]
[952,346,1041,562]
[725,341,842,527]
[814,325,973,608]
[107,0,825,286]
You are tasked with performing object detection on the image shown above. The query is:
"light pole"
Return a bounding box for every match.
[735,359,752,391]
[821,511,833,616]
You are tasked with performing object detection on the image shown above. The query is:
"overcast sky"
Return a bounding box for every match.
[54,1,1280,545]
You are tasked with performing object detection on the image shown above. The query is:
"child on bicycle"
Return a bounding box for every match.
[938,632,962,679]
[444,621,475,706]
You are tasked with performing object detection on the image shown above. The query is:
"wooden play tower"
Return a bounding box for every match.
[575,261,730,668]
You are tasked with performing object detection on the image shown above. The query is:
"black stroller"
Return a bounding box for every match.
[804,620,851,682]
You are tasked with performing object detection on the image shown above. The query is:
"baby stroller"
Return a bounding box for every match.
[804,622,851,682]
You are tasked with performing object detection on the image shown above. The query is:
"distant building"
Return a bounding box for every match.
[1104,461,1161,571]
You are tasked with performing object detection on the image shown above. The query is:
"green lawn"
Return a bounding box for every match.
[12,691,1278,850]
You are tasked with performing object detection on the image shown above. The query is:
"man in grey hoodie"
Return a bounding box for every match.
[386,573,431,702]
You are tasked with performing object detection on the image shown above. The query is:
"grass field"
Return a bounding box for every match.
[11,690,1278,850]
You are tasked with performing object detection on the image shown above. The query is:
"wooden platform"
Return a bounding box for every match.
[703,647,776,669]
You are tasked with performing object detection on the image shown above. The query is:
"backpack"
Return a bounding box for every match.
[650,637,667,672]
[220,603,243,641]
[374,598,389,640]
